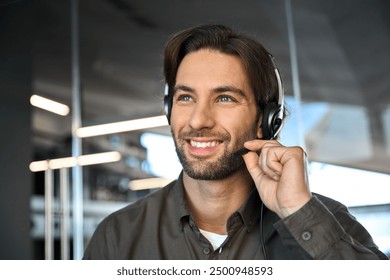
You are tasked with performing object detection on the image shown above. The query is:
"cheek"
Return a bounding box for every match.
[170,114,191,143]
[225,107,257,126]
[222,113,257,138]
[170,107,185,129]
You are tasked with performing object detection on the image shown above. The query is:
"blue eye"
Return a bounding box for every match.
[218,95,234,102]
[177,95,193,102]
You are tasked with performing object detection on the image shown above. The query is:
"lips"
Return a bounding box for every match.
[186,138,222,157]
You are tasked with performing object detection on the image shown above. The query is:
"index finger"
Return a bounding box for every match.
[243,139,279,152]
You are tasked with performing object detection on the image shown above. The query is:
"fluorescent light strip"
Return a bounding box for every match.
[49,156,77,170]
[78,152,121,166]
[76,115,169,138]
[29,160,49,172]
[29,151,122,172]
[129,177,174,191]
[30,94,70,116]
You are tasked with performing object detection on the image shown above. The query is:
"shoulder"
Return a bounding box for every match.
[102,179,179,226]
[84,178,183,259]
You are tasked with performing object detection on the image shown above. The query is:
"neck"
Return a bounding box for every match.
[183,168,254,234]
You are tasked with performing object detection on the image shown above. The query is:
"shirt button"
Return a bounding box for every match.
[203,247,211,255]
[301,231,312,241]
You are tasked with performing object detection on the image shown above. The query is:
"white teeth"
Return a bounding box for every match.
[190,140,219,148]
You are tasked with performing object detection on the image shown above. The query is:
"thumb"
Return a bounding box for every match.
[242,149,264,181]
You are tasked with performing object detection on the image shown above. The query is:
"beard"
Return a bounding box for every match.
[172,126,258,180]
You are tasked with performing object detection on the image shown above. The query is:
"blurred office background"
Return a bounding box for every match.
[0,0,389,259]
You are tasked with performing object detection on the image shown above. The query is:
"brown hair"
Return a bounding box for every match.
[163,24,280,116]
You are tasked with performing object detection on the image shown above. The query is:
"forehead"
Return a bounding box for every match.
[176,49,251,91]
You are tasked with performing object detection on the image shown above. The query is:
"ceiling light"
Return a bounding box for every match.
[76,115,168,138]
[78,151,122,166]
[30,94,70,116]
[129,177,174,191]
[29,151,122,172]
[29,160,49,172]
[49,156,77,170]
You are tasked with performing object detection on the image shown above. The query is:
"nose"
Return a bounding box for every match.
[188,100,215,130]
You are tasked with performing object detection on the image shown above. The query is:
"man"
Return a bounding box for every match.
[83,24,387,259]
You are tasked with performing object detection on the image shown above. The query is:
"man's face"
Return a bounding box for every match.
[170,49,262,180]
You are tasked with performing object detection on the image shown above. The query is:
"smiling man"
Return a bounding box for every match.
[83,24,387,260]
[172,49,259,181]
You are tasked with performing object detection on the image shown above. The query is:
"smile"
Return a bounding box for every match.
[190,140,221,148]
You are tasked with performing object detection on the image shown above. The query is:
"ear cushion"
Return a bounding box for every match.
[164,84,172,124]
[261,102,281,140]
[164,95,171,124]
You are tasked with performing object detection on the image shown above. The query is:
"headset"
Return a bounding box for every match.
[164,54,285,140]
[261,54,285,140]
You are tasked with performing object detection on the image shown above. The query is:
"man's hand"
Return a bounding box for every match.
[242,140,312,219]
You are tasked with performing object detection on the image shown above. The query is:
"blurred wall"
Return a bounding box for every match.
[0,0,33,259]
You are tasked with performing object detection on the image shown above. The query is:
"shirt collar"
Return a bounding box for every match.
[171,172,262,232]
[170,172,192,228]
[237,187,262,232]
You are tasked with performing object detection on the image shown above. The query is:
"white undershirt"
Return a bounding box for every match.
[199,229,228,251]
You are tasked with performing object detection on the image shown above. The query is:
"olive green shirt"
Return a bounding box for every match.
[83,172,387,260]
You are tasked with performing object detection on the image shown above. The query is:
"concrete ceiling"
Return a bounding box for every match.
[30,0,390,174]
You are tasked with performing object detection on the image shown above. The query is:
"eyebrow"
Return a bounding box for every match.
[174,84,247,98]
[174,84,195,94]
[212,85,247,98]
